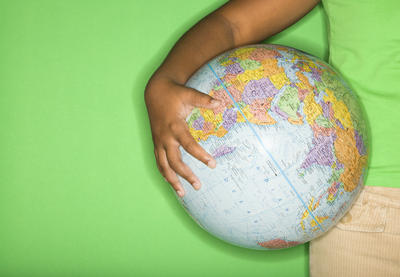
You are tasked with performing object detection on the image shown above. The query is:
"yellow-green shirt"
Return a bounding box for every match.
[322,0,400,187]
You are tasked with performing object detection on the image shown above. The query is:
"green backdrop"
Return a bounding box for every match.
[0,1,328,276]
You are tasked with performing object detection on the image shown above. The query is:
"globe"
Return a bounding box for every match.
[177,44,369,250]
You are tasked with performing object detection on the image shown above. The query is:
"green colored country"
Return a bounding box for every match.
[328,167,344,184]
[321,71,348,99]
[187,108,201,126]
[315,114,333,128]
[277,86,300,119]
[317,72,368,141]
[239,59,261,70]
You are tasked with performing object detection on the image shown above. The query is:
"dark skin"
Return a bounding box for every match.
[145,0,320,197]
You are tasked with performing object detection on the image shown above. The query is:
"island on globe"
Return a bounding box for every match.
[177,44,369,250]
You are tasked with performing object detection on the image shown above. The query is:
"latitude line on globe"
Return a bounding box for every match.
[207,62,324,232]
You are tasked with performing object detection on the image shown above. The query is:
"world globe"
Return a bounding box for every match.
[177,44,369,250]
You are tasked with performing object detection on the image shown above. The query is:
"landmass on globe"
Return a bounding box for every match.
[179,45,368,250]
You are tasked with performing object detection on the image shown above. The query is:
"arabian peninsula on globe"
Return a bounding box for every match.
[177,44,369,250]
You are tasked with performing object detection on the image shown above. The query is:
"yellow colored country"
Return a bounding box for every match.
[303,92,323,125]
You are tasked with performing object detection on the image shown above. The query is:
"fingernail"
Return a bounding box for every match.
[177,190,184,197]
[192,182,201,190]
[207,159,216,169]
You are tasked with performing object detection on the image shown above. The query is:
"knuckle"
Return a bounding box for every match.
[158,156,168,171]
[165,174,177,185]
[168,122,181,133]
[169,159,184,173]
[168,175,181,186]
[158,160,168,172]
[160,136,178,149]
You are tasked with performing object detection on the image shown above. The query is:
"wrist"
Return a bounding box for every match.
[145,73,177,103]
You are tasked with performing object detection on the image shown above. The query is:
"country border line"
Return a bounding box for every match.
[207,63,324,232]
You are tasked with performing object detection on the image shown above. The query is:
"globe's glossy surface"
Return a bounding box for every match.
[178,44,369,249]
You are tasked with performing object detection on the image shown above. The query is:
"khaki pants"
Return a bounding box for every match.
[310,186,400,277]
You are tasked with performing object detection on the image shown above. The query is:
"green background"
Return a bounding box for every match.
[0,1,328,276]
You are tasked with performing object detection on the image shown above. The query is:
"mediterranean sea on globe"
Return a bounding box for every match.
[177,44,369,250]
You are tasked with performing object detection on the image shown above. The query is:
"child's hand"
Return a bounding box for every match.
[145,76,221,197]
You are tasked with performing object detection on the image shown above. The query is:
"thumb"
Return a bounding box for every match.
[186,87,221,109]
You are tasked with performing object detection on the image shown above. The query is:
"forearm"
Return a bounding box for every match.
[148,0,318,87]
[150,12,236,85]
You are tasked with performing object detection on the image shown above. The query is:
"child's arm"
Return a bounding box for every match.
[145,0,319,197]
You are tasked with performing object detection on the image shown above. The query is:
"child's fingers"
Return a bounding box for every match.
[156,147,185,197]
[177,126,216,169]
[185,87,221,109]
[165,144,202,191]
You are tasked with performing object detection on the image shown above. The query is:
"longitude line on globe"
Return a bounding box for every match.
[207,62,324,232]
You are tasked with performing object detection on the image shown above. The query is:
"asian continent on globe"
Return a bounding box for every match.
[177,44,369,250]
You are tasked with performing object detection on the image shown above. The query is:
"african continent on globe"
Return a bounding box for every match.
[177,44,369,250]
